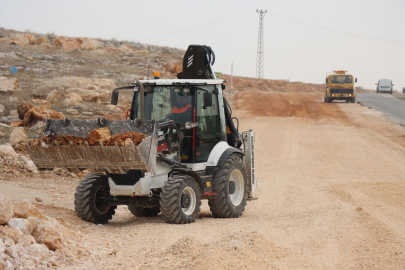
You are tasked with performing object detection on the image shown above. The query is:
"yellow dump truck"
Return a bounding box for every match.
[325,70,357,103]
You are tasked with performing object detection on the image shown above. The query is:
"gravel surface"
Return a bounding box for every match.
[1,92,405,269]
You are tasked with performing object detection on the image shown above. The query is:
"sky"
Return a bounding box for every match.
[0,0,404,90]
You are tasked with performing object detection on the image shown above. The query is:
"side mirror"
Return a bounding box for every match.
[203,92,212,108]
[325,78,328,84]
[355,78,357,83]
[221,84,226,90]
[111,90,119,105]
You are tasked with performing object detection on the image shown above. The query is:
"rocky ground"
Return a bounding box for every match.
[1,28,404,269]
[1,92,405,269]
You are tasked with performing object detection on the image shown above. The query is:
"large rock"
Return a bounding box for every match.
[164,61,182,73]
[13,200,47,221]
[26,243,48,261]
[81,38,100,50]
[24,217,40,235]
[0,77,19,94]
[62,92,83,106]
[9,127,27,147]
[91,79,116,90]
[17,234,36,247]
[24,161,38,173]
[0,227,22,243]
[32,220,63,251]
[34,37,48,45]
[25,33,35,45]
[62,38,82,51]
[0,194,14,225]
[54,36,67,47]
[30,99,51,111]
[9,33,30,47]
[7,218,29,234]
[17,105,64,127]
[97,89,112,102]
[33,77,93,98]
[66,88,101,102]
[0,145,17,158]
[46,89,64,103]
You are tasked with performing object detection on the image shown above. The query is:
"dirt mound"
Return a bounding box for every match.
[33,128,146,146]
[232,92,350,124]
[140,231,288,270]
[222,75,325,93]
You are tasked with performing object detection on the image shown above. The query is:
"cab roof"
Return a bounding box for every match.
[131,79,224,86]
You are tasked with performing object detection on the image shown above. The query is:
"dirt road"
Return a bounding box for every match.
[2,92,405,269]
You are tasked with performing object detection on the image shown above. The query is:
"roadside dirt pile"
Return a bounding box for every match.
[0,144,39,178]
[221,75,375,93]
[33,127,146,146]
[0,194,77,269]
[222,74,325,93]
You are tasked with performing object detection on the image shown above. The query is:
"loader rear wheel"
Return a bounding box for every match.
[350,97,356,103]
[160,175,201,224]
[74,173,116,224]
[208,154,248,218]
[128,206,160,217]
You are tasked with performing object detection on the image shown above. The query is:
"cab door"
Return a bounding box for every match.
[194,87,221,162]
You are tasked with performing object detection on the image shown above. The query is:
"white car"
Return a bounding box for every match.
[376,79,393,94]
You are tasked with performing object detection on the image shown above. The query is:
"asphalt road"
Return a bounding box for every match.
[357,93,405,125]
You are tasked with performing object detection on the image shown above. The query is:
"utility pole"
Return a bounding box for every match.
[231,61,234,91]
[256,9,267,79]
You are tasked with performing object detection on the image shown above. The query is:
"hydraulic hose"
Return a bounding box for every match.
[136,80,145,121]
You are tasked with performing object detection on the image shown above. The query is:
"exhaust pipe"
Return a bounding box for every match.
[136,80,145,121]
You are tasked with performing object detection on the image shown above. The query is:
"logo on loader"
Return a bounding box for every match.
[187,55,193,68]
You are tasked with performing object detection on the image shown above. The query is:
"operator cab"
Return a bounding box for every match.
[128,79,228,163]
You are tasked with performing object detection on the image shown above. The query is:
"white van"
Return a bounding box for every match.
[376,79,393,94]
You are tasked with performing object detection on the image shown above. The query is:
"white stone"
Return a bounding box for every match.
[0,145,17,158]
[7,218,29,234]
[24,161,38,172]
[9,127,27,147]
[0,194,14,225]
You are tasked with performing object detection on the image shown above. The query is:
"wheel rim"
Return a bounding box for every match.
[94,186,110,214]
[229,169,244,206]
[181,187,196,215]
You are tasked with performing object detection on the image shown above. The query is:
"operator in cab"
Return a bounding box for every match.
[166,93,192,130]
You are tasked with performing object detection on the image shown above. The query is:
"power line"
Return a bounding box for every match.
[137,12,253,42]
[269,11,405,45]
[256,9,267,79]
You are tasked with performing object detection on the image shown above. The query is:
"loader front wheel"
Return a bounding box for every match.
[74,173,116,224]
[128,206,160,217]
[160,175,201,224]
[208,154,248,218]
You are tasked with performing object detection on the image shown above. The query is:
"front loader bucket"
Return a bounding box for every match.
[27,119,158,174]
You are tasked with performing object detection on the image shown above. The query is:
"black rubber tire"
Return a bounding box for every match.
[160,175,201,224]
[128,205,160,217]
[326,97,332,103]
[350,97,356,103]
[390,91,393,95]
[74,173,116,224]
[346,99,350,103]
[208,154,248,218]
